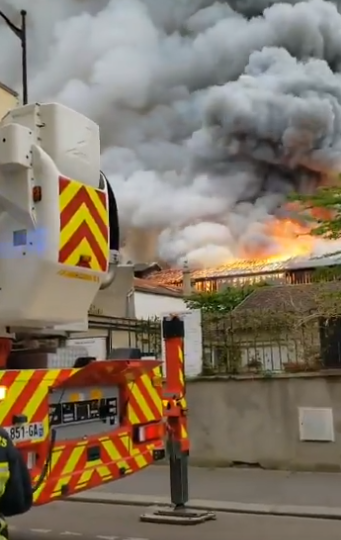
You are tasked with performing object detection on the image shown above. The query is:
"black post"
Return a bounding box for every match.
[162,316,189,509]
[20,10,28,105]
[0,9,28,105]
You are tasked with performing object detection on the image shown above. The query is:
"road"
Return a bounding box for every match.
[7,501,341,540]
[92,465,341,508]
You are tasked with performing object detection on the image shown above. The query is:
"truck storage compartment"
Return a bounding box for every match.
[49,385,120,441]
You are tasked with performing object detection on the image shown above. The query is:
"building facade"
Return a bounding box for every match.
[0,82,18,119]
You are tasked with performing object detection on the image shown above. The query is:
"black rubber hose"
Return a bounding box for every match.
[32,428,57,494]
[101,171,119,251]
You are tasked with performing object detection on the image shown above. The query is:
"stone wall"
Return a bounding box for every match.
[186,374,341,471]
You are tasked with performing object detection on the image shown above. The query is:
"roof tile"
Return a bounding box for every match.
[133,277,183,298]
[233,282,341,313]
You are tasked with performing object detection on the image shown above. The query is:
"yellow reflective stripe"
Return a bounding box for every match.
[53,445,84,496]
[22,370,61,427]
[0,515,7,536]
[0,371,33,422]
[119,436,147,469]
[0,462,9,497]
[101,435,130,473]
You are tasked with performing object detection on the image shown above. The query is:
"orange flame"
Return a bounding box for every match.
[231,203,335,270]
[188,216,316,281]
[150,202,336,286]
[194,208,331,279]
[245,217,314,262]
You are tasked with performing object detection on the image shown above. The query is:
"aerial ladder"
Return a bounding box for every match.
[0,100,216,537]
[0,6,217,535]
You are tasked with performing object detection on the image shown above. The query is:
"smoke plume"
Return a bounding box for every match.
[1,0,341,266]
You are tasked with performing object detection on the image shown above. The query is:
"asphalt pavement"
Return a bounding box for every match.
[86,464,341,508]
[8,466,341,539]
[8,501,341,540]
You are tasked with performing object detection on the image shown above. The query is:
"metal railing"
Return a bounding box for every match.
[201,312,341,375]
[88,311,341,376]
[89,314,162,358]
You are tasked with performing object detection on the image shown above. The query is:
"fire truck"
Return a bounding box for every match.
[0,101,191,534]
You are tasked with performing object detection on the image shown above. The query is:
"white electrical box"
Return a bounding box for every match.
[298,407,335,442]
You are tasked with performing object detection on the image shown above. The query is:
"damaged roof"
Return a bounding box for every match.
[145,253,341,284]
[145,268,184,285]
[133,277,183,298]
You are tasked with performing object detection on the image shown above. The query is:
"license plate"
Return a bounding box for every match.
[4,422,44,442]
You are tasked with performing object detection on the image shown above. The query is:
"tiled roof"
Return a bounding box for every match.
[145,254,341,285]
[146,268,183,285]
[133,277,183,298]
[233,282,341,313]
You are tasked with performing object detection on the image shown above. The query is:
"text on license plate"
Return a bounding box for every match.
[4,422,44,442]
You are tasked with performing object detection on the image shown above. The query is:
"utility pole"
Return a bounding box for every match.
[0,10,28,105]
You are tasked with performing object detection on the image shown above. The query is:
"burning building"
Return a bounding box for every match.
[140,210,341,292]
[140,253,341,293]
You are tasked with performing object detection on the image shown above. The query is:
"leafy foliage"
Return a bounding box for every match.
[292,182,341,240]
[291,180,341,317]
[311,265,341,283]
[184,284,260,313]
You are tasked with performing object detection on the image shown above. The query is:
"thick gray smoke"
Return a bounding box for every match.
[1,0,341,266]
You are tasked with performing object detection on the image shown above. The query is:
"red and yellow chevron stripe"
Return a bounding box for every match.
[33,429,163,505]
[0,369,77,443]
[0,367,164,505]
[58,176,109,272]
[177,345,189,449]
[127,369,163,425]
[162,344,189,451]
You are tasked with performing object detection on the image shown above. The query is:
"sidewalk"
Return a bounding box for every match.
[82,465,341,508]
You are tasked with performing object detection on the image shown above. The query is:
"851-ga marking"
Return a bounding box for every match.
[4,422,44,443]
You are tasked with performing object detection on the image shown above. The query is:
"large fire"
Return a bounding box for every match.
[184,215,316,283]
[148,204,335,286]
[231,204,334,270]
[184,206,334,281]
[244,216,314,263]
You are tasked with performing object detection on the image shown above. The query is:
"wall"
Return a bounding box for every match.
[67,331,107,359]
[134,291,188,319]
[187,374,341,471]
[92,265,135,318]
[0,84,18,120]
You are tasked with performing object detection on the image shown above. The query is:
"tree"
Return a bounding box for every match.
[292,181,341,319]
[293,183,341,240]
[184,284,259,313]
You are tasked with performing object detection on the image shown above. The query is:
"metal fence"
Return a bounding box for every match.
[89,314,162,357]
[201,312,341,376]
[89,312,341,376]
[125,317,162,356]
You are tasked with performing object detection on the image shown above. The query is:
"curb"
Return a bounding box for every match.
[68,492,341,520]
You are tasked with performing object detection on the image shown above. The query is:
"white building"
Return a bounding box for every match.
[66,271,189,361]
[133,278,188,319]
[0,82,18,119]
